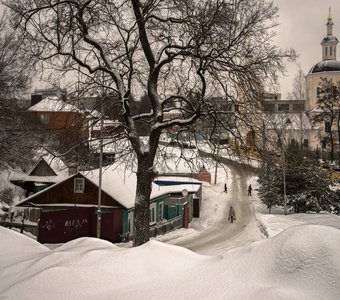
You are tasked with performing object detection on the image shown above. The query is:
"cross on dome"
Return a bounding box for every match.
[328,7,332,23]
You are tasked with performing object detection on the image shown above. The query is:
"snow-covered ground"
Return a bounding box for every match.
[1,158,340,299]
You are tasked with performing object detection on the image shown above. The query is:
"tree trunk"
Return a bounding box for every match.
[133,156,155,247]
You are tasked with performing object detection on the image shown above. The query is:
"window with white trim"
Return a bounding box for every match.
[128,211,134,234]
[74,177,85,193]
[149,203,156,224]
[40,114,49,124]
[158,202,164,221]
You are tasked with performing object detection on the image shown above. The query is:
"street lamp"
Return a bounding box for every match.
[282,143,287,215]
[214,127,221,185]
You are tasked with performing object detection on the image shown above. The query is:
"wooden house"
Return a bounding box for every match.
[16,165,202,244]
[27,97,100,144]
[16,172,129,243]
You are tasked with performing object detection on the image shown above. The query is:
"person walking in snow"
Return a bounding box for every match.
[224,183,227,193]
[248,184,252,196]
[228,206,236,223]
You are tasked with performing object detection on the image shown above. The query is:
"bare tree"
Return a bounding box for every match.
[6,0,295,246]
[287,65,306,100]
[0,11,38,168]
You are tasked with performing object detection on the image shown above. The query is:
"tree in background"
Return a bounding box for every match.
[287,66,306,100]
[258,139,340,214]
[258,160,282,213]
[0,12,37,169]
[7,0,295,246]
[312,78,340,163]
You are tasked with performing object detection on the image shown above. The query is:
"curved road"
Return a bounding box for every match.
[168,161,265,255]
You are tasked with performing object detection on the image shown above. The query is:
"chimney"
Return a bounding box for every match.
[195,166,211,184]
[68,165,78,176]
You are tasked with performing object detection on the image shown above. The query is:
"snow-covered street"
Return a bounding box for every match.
[166,162,265,255]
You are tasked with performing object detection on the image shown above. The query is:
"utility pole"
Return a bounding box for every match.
[97,74,104,238]
[96,115,104,238]
[282,147,287,215]
[214,144,219,184]
[281,118,291,216]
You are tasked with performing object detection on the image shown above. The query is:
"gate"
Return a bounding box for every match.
[38,207,94,244]
[183,202,189,229]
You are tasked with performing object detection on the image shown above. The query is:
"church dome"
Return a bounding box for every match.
[308,59,340,74]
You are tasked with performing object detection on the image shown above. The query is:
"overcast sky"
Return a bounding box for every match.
[24,1,340,98]
[273,0,340,98]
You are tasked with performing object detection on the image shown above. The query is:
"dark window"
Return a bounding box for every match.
[293,104,305,112]
[317,87,321,97]
[278,104,289,112]
[325,121,331,133]
[277,138,282,148]
[303,139,309,148]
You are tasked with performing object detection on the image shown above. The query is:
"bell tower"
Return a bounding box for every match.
[321,7,338,61]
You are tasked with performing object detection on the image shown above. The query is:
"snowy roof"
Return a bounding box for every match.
[82,165,201,209]
[10,175,64,184]
[152,183,201,198]
[82,167,136,209]
[28,97,80,113]
[154,176,202,185]
[10,156,68,185]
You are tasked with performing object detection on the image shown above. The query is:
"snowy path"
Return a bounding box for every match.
[168,162,265,255]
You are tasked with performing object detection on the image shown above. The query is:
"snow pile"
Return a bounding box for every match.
[1,225,340,300]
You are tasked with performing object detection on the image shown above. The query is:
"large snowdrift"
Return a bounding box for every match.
[1,224,340,299]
